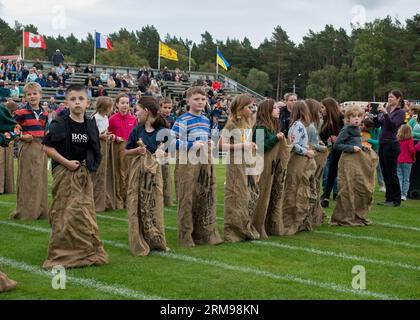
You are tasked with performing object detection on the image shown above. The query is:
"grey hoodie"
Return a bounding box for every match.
[333,125,362,153]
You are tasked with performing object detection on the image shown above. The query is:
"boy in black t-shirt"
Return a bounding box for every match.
[41,84,108,269]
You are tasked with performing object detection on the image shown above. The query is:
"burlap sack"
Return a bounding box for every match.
[0,269,17,293]
[253,139,292,238]
[92,139,109,212]
[309,149,329,226]
[112,141,128,210]
[224,150,260,243]
[331,149,379,226]
[105,140,116,210]
[10,140,48,220]
[43,165,108,269]
[162,163,173,206]
[126,151,167,256]
[175,150,223,247]
[278,153,317,236]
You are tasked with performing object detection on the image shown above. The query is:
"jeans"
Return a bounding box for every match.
[397,163,413,197]
[322,149,339,199]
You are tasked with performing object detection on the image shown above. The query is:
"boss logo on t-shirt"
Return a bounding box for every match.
[72,133,88,143]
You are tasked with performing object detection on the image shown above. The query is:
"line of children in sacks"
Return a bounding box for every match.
[2,83,414,292]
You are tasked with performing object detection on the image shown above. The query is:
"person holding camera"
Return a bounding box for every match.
[374,90,406,207]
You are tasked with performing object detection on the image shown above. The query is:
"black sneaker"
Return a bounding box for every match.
[321,199,329,208]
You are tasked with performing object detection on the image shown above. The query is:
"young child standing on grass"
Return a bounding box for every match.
[108,93,137,209]
[330,106,378,226]
[159,97,175,206]
[11,82,49,220]
[42,84,108,269]
[252,99,290,238]
[125,96,169,256]
[279,101,316,235]
[172,87,222,247]
[396,124,416,201]
[92,96,114,212]
[0,104,20,292]
[305,99,328,227]
[219,93,260,243]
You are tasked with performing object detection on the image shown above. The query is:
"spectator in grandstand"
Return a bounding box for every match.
[49,97,59,111]
[100,68,109,83]
[48,67,58,81]
[137,72,149,93]
[55,85,66,100]
[84,64,94,74]
[94,85,108,97]
[26,68,38,83]
[20,66,29,82]
[5,59,16,81]
[107,76,116,89]
[33,59,44,70]
[52,49,64,66]
[10,81,20,99]
[0,80,11,102]
[56,63,65,77]
[57,75,66,87]
[35,73,46,87]
[45,75,57,88]
[84,74,95,87]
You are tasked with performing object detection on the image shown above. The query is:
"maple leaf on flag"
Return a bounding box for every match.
[31,36,40,43]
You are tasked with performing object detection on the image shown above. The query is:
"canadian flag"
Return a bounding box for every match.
[24,32,47,49]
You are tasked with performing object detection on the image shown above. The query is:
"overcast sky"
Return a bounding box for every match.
[0,0,418,46]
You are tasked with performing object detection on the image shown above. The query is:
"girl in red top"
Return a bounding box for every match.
[108,93,137,209]
[397,124,416,201]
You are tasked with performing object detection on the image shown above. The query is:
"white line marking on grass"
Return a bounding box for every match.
[0,201,14,205]
[152,252,398,300]
[0,220,50,233]
[374,222,420,233]
[313,230,420,250]
[0,256,165,300]
[96,214,177,231]
[254,241,420,272]
[165,207,224,221]
[0,220,401,299]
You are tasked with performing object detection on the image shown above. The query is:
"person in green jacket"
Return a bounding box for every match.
[362,118,384,191]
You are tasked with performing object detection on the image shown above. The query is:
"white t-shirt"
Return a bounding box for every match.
[94,113,109,134]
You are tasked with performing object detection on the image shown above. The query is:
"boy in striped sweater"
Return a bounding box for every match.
[172,87,222,247]
[11,83,49,220]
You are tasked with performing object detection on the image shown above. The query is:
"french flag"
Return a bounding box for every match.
[95,32,113,51]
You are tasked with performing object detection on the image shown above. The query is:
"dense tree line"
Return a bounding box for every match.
[0,15,419,101]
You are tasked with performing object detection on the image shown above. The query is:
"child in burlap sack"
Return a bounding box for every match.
[11,83,49,220]
[172,87,223,247]
[159,98,175,206]
[219,93,260,243]
[252,99,290,239]
[331,106,378,226]
[279,101,317,236]
[92,96,115,212]
[305,99,329,227]
[0,105,20,292]
[125,96,169,256]
[42,84,108,269]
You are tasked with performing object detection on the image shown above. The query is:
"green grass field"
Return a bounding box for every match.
[0,162,419,300]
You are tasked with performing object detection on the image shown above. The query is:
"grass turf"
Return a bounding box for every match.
[0,161,419,300]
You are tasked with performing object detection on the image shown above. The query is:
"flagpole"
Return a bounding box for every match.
[216,46,219,77]
[93,30,97,66]
[22,28,25,60]
[188,44,192,73]
[158,41,161,70]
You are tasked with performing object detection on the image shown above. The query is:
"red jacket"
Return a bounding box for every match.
[108,112,137,142]
[397,138,416,164]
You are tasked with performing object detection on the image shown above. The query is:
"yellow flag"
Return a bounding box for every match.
[159,41,178,61]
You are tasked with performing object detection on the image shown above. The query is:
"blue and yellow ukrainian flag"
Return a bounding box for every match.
[217,49,231,71]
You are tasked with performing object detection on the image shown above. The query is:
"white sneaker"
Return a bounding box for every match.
[379,186,386,192]
[401,196,407,201]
